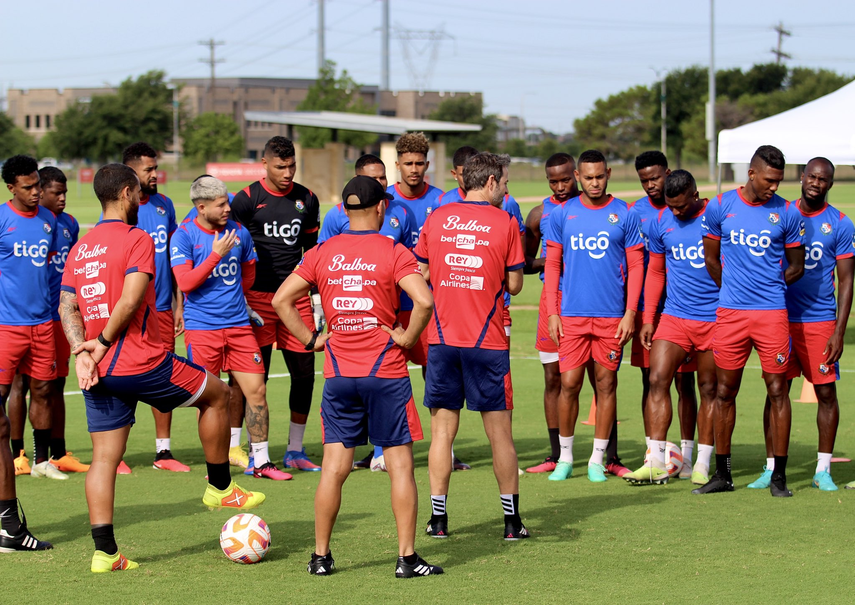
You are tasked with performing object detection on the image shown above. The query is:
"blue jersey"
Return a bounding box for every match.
[702,188,804,311]
[48,212,80,321]
[539,196,562,288]
[630,196,668,313]
[502,195,525,308]
[387,182,444,245]
[545,195,644,318]
[785,200,855,323]
[170,218,257,331]
[437,187,465,206]
[136,194,177,312]
[648,202,719,322]
[0,203,58,325]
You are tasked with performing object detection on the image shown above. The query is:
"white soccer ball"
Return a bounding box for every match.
[665,442,683,478]
[220,513,271,564]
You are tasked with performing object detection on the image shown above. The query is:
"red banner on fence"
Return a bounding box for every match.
[78,168,94,183]
[206,163,266,182]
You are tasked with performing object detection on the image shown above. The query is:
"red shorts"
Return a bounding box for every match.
[535,287,560,354]
[53,319,70,379]
[397,310,428,366]
[157,309,175,353]
[185,325,264,375]
[713,308,790,373]
[558,316,622,373]
[0,322,57,384]
[787,321,838,384]
[245,290,313,352]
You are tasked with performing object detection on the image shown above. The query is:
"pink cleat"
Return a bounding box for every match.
[526,457,558,474]
[605,460,631,478]
[152,450,190,472]
[116,460,132,475]
[253,462,293,481]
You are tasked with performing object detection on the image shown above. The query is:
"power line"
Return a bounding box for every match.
[391,24,454,91]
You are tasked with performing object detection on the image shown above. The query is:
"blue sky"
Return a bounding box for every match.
[2,0,852,133]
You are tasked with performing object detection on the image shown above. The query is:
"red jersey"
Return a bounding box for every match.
[60,219,166,377]
[414,201,524,350]
[293,230,421,379]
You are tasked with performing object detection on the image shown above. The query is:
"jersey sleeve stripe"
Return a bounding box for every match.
[507,262,524,271]
[836,253,854,259]
[60,285,76,293]
[625,243,645,251]
[125,266,141,275]
[305,226,319,234]
[784,242,802,248]
[704,234,721,240]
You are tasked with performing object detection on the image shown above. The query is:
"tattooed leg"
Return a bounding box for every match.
[231,371,269,444]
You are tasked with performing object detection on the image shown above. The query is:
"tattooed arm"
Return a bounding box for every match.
[59,290,99,390]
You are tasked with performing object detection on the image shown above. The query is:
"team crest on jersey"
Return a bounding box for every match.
[608,350,618,361]
[608,213,619,225]
[426,206,433,216]
[234,236,241,247]
[389,217,400,229]
[819,363,830,375]
[776,353,786,365]
[820,222,832,235]
[768,212,780,225]
[62,228,71,240]
[43,223,52,234]
[253,352,262,364]
[156,206,166,216]
[295,201,305,212]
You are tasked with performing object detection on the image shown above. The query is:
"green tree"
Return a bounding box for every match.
[0,113,36,157]
[535,138,560,162]
[182,112,244,163]
[502,138,530,158]
[427,96,499,153]
[296,60,377,149]
[573,85,653,162]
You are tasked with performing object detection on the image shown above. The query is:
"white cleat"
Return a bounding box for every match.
[370,455,387,472]
[31,460,69,480]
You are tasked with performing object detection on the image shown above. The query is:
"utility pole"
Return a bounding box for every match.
[771,21,792,63]
[317,0,325,73]
[707,0,716,186]
[652,68,667,156]
[199,39,225,112]
[381,0,390,89]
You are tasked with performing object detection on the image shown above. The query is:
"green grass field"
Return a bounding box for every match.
[6,178,855,603]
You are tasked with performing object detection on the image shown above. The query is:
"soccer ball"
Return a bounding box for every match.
[220,514,271,564]
[665,442,683,478]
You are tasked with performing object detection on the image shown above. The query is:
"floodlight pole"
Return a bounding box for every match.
[317,0,326,73]
[172,86,180,163]
[381,0,390,89]
[708,0,717,186]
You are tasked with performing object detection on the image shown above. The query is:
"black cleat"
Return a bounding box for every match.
[352,452,373,470]
[426,515,448,538]
[0,526,53,552]
[307,551,335,576]
[452,456,471,471]
[770,475,793,498]
[691,472,734,495]
[395,553,443,578]
[504,521,530,541]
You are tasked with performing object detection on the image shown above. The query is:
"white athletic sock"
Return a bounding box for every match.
[650,440,667,468]
[156,438,170,453]
[229,428,242,448]
[645,436,651,450]
[430,495,447,516]
[252,441,270,467]
[696,444,714,470]
[816,452,833,474]
[590,438,609,466]
[373,445,384,458]
[681,440,695,466]
[287,422,307,452]
[500,494,517,516]
[558,435,574,464]
[766,457,775,471]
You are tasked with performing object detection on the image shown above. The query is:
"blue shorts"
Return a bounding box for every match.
[83,352,208,433]
[320,376,423,448]
[423,344,513,412]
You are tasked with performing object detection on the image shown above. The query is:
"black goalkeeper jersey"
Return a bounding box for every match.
[230,178,320,293]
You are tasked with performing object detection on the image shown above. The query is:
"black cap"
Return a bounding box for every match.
[341,175,393,209]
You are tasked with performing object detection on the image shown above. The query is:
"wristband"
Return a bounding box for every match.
[304,332,319,351]
[97,333,113,349]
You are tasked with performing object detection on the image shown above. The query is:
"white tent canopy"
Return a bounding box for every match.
[717,80,855,165]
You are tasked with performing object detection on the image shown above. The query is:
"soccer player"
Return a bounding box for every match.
[60,163,264,573]
[436,145,479,206]
[122,142,188,473]
[172,176,292,481]
[544,150,644,483]
[694,145,805,497]
[0,156,65,481]
[623,171,718,485]
[415,152,529,541]
[230,136,322,472]
[273,175,441,577]
[630,152,699,476]
[746,158,853,492]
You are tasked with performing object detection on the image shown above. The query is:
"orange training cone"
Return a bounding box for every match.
[796,378,817,404]
[581,394,597,425]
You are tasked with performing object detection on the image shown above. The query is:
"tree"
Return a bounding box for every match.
[535,138,561,162]
[428,96,499,153]
[0,113,36,157]
[573,85,653,162]
[502,138,530,158]
[296,60,377,149]
[182,112,244,163]
[53,70,174,162]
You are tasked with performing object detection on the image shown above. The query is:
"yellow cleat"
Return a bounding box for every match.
[202,481,265,510]
[14,450,31,476]
[91,550,139,573]
[228,444,250,469]
[51,452,90,473]
[623,464,670,485]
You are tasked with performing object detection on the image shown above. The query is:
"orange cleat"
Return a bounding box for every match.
[50,452,91,473]
[13,450,31,476]
[116,460,132,475]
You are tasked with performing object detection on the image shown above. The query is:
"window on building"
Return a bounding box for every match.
[25,115,30,129]
[35,115,40,128]
[45,115,51,129]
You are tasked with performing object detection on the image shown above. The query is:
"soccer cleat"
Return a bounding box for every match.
[308,551,335,576]
[452,455,471,471]
[253,462,293,481]
[244,455,255,475]
[425,515,449,538]
[587,463,608,483]
[91,550,138,573]
[13,450,30,476]
[770,475,793,498]
[203,481,265,510]
[526,457,558,474]
[228,445,250,469]
[371,454,387,472]
[691,472,734,494]
[548,461,572,481]
[153,450,190,472]
[678,461,693,480]
[504,521,530,541]
[845,481,855,490]
[395,553,443,578]
[116,460,132,475]
[812,470,838,491]
[605,460,631,478]
[747,465,772,489]
[691,464,710,485]
[0,527,52,552]
[352,452,373,470]
[623,464,669,485]
[30,460,68,481]
[518,467,525,476]
[50,452,90,473]
[283,448,321,472]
